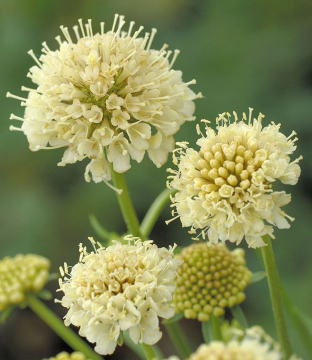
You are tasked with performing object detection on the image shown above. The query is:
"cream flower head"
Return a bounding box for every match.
[0,254,50,311]
[168,109,302,248]
[45,352,89,360]
[7,15,201,187]
[57,236,182,355]
[165,326,302,360]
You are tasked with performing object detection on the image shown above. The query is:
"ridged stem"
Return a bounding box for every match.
[26,294,103,360]
[111,169,143,239]
[210,314,222,341]
[261,235,292,359]
[165,322,193,360]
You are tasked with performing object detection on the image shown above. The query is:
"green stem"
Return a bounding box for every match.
[26,294,103,360]
[111,169,143,239]
[140,188,176,238]
[281,286,312,357]
[141,343,158,360]
[165,322,192,359]
[210,314,222,341]
[261,235,292,359]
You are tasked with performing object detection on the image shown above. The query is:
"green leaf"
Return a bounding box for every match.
[117,330,124,346]
[202,321,213,343]
[89,213,112,242]
[124,330,145,360]
[230,305,248,329]
[250,271,267,284]
[37,289,52,300]
[48,273,60,282]
[162,312,184,324]
[0,305,16,323]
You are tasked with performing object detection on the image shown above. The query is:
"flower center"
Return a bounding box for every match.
[196,139,270,200]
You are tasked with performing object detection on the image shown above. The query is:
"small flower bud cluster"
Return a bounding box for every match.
[46,352,88,360]
[0,254,50,311]
[172,243,252,321]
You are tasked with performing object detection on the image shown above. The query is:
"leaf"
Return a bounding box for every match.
[230,304,248,329]
[162,312,184,324]
[250,271,267,284]
[123,331,145,360]
[117,330,124,346]
[89,213,112,242]
[202,321,213,343]
[47,273,59,282]
[0,305,16,323]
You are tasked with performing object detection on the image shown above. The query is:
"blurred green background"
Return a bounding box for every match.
[1,0,312,359]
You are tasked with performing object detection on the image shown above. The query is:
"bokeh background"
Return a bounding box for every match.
[1,0,312,359]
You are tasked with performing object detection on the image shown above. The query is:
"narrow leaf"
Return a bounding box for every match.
[37,289,52,300]
[250,271,267,284]
[202,321,213,343]
[0,305,16,323]
[230,304,248,329]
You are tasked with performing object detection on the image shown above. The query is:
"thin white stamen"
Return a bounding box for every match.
[10,114,26,121]
[27,50,42,67]
[9,125,23,131]
[100,22,105,35]
[6,92,27,101]
[78,19,86,38]
[147,28,157,51]
[55,36,62,46]
[88,19,93,37]
[111,14,119,33]
[73,25,80,40]
[169,49,180,69]
[127,21,135,37]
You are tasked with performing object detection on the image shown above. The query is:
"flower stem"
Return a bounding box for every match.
[141,343,158,360]
[165,322,192,359]
[210,314,222,341]
[111,169,143,239]
[26,294,103,360]
[141,188,176,238]
[261,235,292,359]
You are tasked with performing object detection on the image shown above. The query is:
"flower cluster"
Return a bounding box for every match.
[166,326,302,360]
[168,109,302,248]
[57,236,182,355]
[7,15,201,186]
[0,254,50,311]
[172,243,251,321]
[46,352,89,360]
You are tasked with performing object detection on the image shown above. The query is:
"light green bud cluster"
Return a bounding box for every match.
[0,254,50,311]
[46,352,88,360]
[173,243,252,321]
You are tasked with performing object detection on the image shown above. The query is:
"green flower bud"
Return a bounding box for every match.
[0,254,50,311]
[173,243,252,321]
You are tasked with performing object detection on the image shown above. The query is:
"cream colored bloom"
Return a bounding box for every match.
[57,236,182,355]
[7,15,201,186]
[46,352,89,360]
[0,254,50,311]
[168,109,302,248]
[166,326,301,360]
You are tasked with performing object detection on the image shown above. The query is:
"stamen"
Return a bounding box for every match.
[10,114,26,121]
[27,50,42,67]
[248,107,253,125]
[78,19,86,38]
[169,49,180,69]
[73,25,80,40]
[9,125,23,132]
[100,22,105,35]
[60,26,73,44]
[41,41,51,53]
[88,19,93,37]
[127,21,135,37]
[55,36,62,46]
[6,92,27,101]
[111,14,119,33]
[140,32,150,50]
[146,28,157,50]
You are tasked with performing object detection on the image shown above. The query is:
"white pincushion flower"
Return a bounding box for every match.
[168,109,302,248]
[7,15,201,187]
[165,326,302,360]
[57,236,182,355]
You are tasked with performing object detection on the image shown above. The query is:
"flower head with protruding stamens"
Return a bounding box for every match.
[168,109,302,248]
[57,236,182,355]
[7,15,201,186]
